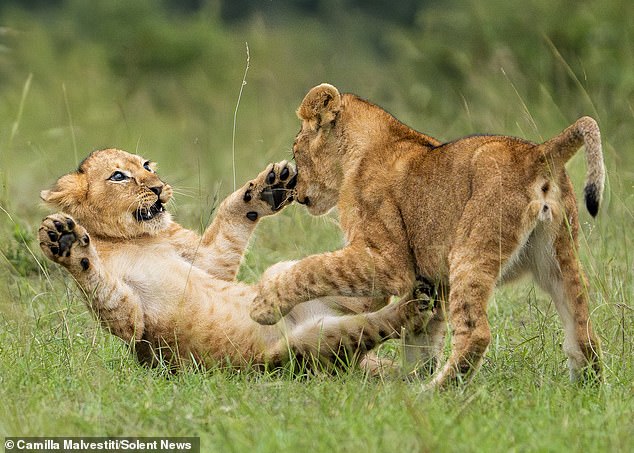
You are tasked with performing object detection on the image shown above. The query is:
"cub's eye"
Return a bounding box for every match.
[143,161,154,172]
[108,171,128,182]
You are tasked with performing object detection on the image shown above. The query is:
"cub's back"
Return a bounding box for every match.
[393,135,537,279]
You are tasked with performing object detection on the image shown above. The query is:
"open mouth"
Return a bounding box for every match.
[296,196,310,206]
[135,199,165,222]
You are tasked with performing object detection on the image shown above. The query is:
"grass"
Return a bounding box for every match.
[1,283,632,452]
[1,0,633,451]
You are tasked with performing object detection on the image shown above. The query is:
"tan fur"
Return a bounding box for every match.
[39,148,433,372]
[251,84,605,387]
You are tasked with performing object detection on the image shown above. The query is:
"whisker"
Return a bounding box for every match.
[171,189,195,199]
[166,199,178,211]
[163,183,200,192]
[168,184,199,193]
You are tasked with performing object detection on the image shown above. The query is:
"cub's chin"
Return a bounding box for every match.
[306,201,336,217]
[298,194,337,217]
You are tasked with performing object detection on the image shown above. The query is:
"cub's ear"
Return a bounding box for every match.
[296,83,341,131]
[40,172,87,209]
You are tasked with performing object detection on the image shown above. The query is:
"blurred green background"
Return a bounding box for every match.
[0,0,632,449]
[2,0,632,275]
[1,0,632,215]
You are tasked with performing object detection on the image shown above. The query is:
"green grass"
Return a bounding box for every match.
[1,0,633,451]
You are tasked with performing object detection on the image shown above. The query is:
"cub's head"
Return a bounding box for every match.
[41,148,173,238]
[293,83,345,216]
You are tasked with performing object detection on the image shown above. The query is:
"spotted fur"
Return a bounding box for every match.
[39,148,432,372]
[251,84,605,387]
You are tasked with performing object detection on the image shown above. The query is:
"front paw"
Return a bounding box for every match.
[241,161,297,222]
[250,281,290,325]
[39,213,92,272]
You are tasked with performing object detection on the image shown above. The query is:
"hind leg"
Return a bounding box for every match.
[428,192,529,389]
[429,258,497,388]
[533,230,601,382]
[264,295,434,371]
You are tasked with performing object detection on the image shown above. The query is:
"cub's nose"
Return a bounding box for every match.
[149,186,162,196]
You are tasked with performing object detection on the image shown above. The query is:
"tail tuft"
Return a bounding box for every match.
[541,116,605,217]
[584,183,600,217]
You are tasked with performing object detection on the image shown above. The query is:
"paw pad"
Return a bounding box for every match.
[260,163,296,211]
[39,215,90,265]
[243,162,297,216]
[57,231,77,257]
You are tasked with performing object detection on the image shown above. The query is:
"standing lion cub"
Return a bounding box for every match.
[251,83,605,387]
[38,148,433,372]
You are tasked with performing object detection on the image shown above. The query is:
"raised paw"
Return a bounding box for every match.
[241,161,297,222]
[250,280,292,325]
[412,275,438,311]
[39,213,92,271]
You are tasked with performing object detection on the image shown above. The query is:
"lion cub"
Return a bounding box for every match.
[39,148,433,372]
[251,83,605,387]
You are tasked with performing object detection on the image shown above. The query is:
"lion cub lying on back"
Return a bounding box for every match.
[251,83,605,387]
[39,148,432,371]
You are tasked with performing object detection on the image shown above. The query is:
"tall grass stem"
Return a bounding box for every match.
[232,42,250,191]
[63,83,79,167]
[3,73,33,200]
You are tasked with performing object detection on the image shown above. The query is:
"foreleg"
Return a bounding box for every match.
[171,161,296,281]
[251,244,415,325]
[39,214,145,343]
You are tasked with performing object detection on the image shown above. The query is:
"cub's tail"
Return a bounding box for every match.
[538,116,605,217]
